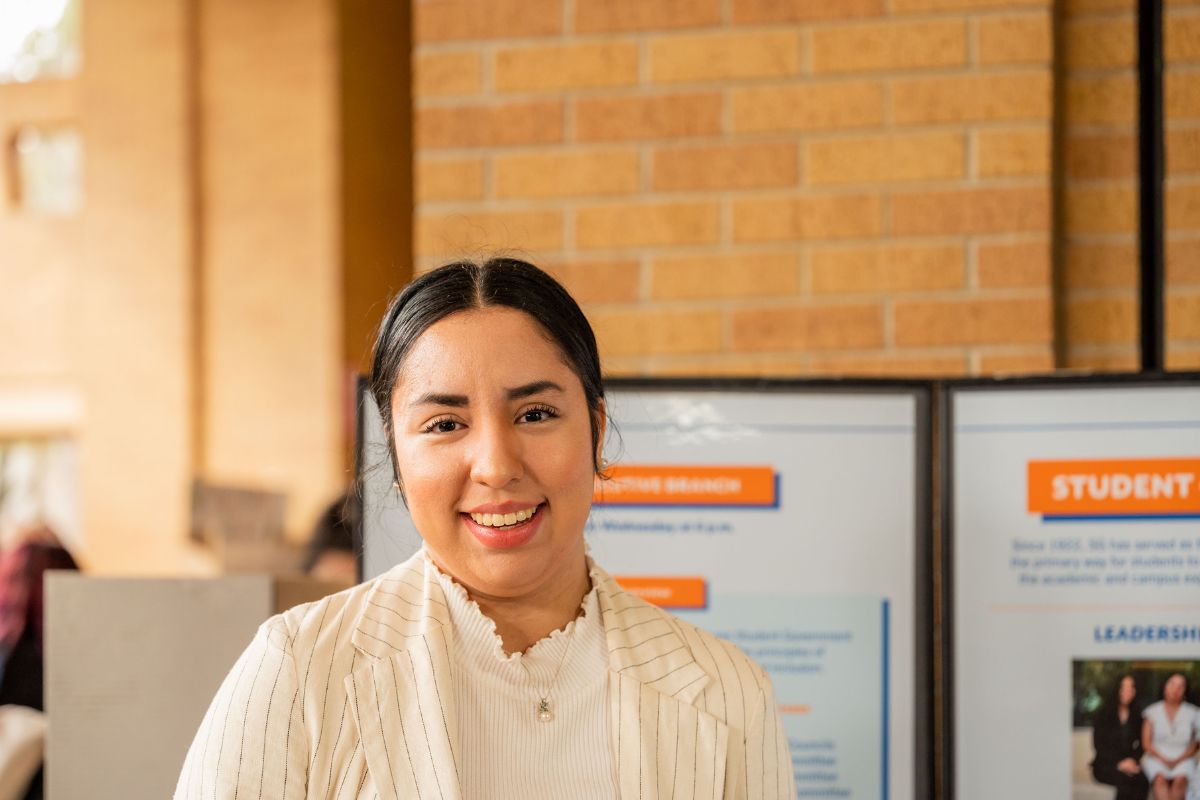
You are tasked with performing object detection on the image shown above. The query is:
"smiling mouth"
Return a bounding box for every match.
[466,504,542,530]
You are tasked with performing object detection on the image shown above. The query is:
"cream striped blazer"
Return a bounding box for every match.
[175,551,795,799]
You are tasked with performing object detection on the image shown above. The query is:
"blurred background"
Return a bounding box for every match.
[1,0,1197,576]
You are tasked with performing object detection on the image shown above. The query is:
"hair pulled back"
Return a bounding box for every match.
[369,258,606,479]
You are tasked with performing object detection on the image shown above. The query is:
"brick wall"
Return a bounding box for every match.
[414,0,1112,378]
[1060,0,1200,371]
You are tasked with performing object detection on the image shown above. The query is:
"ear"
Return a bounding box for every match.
[594,397,608,471]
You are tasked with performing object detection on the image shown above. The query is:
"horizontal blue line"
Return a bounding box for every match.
[620,423,913,434]
[1043,514,1200,521]
[959,420,1200,433]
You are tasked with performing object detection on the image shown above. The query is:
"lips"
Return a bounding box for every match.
[461,503,544,550]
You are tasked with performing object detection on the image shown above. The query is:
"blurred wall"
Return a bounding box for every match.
[0,0,411,574]
[1060,0,1200,370]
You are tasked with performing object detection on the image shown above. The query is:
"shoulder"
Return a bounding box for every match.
[595,568,772,699]
[1143,700,1164,718]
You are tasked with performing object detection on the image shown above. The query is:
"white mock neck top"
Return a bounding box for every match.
[430,559,619,800]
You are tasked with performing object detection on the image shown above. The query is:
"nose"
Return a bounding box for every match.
[468,419,524,488]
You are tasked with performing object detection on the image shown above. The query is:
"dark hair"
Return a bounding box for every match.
[303,491,359,573]
[369,258,606,482]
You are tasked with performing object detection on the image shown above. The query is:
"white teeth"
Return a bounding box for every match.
[469,506,539,528]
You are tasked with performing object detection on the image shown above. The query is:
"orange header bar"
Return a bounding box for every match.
[1027,458,1200,514]
[614,576,707,609]
[594,464,776,506]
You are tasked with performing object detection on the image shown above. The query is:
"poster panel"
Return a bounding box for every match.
[359,378,932,800]
[944,375,1200,800]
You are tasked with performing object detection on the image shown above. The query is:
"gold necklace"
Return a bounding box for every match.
[516,623,576,723]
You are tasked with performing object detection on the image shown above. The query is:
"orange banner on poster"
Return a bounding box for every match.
[614,576,707,609]
[594,464,776,506]
[1027,458,1200,515]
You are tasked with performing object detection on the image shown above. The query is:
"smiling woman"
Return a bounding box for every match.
[175,258,796,800]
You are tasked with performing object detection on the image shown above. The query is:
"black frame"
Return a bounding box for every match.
[938,371,1200,800]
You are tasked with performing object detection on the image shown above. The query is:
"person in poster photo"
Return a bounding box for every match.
[1141,673,1199,800]
[1091,674,1150,800]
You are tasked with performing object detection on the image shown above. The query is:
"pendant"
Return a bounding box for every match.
[536,698,554,723]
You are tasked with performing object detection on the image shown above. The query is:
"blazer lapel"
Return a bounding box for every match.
[346,557,462,800]
[595,568,729,800]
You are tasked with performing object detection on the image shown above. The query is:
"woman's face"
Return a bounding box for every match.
[389,306,600,601]
[1118,676,1136,706]
[1164,674,1186,703]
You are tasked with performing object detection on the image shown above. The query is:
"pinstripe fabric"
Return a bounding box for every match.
[175,550,796,799]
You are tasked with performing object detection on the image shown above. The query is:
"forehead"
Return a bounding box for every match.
[394,306,577,395]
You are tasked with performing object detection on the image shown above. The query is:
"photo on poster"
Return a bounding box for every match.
[1071,659,1200,800]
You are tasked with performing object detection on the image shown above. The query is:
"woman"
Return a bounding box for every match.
[176,259,794,799]
[1142,673,1199,800]
[1091,674,1148,800]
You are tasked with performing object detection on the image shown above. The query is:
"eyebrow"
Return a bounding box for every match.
[408,380,565,409]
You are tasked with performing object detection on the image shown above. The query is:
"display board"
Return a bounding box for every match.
[359,378,933,800]
[943,375,1200,800]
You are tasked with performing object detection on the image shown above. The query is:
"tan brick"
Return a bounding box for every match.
[732,81,883,133]
[976,128,1050,178]
[494,149,639,199]
[652,142,799,191]
[416,209,563,256]
[1063,0,1132,11]
[415,157,484,202]
[646,357,806,378]
[1063,350,1139,372]
[575,93,721,142]
[544,259,641,304]
[575,202,720,249]
[650,253,799,299]
[1168,72,1200,118]
[978,13,1052,65]
[414,51,481,97]
[650,31,801,84]
[893,72,1051,125]
[575,0,720,32]
[416,100,562,149]
[979,351,1055,375]
[1065,134,1137,180]
[731,304,884,351]
[807,132,965,185]
[1065,297,1137,344]
[1167,293,1200,339]
[590,309,723,357]
[1168,129,1200,174]
[977,241,1051,288]
[1166,12,1200,60]
[1062,17,1135,70]
[810,244,964,293]
[894,0,1045,9]
[1064,185,1138,235]
[895,298,1052,346]
[494,42,638,93]
[811,19,966,74]
[1065,76,1136,125]
[1168,240,1200,284]
[1166,349,1200,370]
[892,186,1049,236]
[807,354,967,377]
[1064,243,1138,288]
[732,0,884,23]
[1167,182,1200,229]
[415,0,561,42]
[732,194,882,242]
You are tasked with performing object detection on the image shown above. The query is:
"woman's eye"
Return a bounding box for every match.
[519,406,557,424]
[423,418,461,434]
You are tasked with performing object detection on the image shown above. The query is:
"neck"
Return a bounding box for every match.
[469,553,591,655]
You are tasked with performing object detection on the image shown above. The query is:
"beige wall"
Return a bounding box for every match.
[1,0,411,574]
